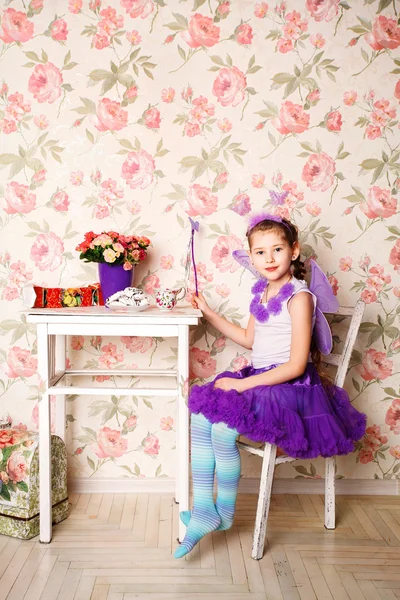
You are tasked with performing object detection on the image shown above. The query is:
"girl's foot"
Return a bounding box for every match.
[180,509,233,531]
[174,507,221,558]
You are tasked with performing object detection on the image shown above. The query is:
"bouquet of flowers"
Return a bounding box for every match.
[76,231,151,271]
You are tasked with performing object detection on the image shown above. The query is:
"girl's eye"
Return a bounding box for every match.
[256,251,264,255]
[275,248,282,252]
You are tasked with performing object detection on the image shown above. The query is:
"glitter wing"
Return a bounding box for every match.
[232,249,264,280]
[309,259,339,355]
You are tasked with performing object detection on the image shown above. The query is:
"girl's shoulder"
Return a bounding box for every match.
[289,278,316,312]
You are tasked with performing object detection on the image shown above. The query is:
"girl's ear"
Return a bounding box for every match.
[291,242,300,261]
[247,249,254,265]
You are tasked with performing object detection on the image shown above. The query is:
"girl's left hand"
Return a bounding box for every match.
[214,377,244,392]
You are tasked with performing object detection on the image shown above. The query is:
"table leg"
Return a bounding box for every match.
[54,335,66,441]
[177,325,189,542]
[37,324,52,544]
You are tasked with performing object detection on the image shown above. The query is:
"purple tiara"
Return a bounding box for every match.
[247,212,291,234]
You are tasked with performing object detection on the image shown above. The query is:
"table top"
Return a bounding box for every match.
[25,305,202,325]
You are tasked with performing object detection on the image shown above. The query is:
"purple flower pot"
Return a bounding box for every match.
[98,263,134,303]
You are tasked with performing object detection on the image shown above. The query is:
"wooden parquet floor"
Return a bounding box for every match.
[1,493,400,600]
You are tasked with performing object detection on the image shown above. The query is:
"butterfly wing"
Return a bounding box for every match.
[232,249,264,279]
[314,308,333,355]
[309,259,339,313]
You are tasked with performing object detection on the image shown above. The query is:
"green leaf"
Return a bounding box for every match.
[89,69,111,81]
[0,153,19,165]
[271,72,294,84]
[360,159,383,170]
[86,129,95,144]
[87,457,95,470]
[352,378,360,392]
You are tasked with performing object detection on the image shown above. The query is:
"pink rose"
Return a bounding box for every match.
[183,184,218,217]
[71,336,84,350]
[236,23,253,45]
[143,434,160,455]
[28,62,63,104]
[160,416,174,431]
[189,347,217,379]
[365,16,400,51]
[52,190,70,212]
[232,356,249,371]
[362,425,387,453]
[2,182,36,214]
[30,232,64,271]
[6,451,27,483]
[94,427,128,458]
[389,239,400,271]
[356,348,393,381]
[277,38,293,53]
[120,0,154,19]
[306,0,339,22]
[306,89,320,105]
[386,398,400,434]
[339,256,352,271]
[273,101,310,134]
[231,193,251,216]
[217,2,230,16]
[50,18,68,41]
[216,283,230,298]
[142,273,160,294]
[121,149,155,189]
[3,346,37,378]
[390,446,400,459]
[211,234,242,273]
[94,98,128,132]
[121,336,153,353]
[144,107,161,129]
[124,415,138,431]
[306,202,321,216]
[302,152,336,192]
[343,91,357,106]
[181,13,220,48]
[326,110,342,131]
[184,122,200,137]
[213,67,247,107]
[0,8,34,43]
[161,87,175,103]
[69,0,82,13]
[365,124,382,140]
[359,186,397,219]
[358,449,373,464]
[395,80,400,101]
[328,275,338,296]
[361,289,377,304]
[254,2,268,18]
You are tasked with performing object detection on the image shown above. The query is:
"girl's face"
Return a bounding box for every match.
[249,229,299,284]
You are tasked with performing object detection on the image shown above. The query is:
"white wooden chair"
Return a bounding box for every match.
[237,300,366,560]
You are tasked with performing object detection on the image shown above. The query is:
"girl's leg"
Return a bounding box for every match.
[179,422,241,531]
[212,421,241,530]
[174,412,221,559]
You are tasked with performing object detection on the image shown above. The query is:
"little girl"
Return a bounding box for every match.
[174,213,367,559]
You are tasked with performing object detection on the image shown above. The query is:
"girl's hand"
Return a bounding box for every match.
[214,377,245,392]
[191,292,212,317]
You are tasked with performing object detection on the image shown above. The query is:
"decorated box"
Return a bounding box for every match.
[0,429,68,539]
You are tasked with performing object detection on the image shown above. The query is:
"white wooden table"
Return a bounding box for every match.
[26,305,201,544]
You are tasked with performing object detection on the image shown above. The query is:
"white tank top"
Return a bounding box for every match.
[251,277,316,369]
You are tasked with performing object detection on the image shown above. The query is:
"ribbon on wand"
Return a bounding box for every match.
[184,218,199,297]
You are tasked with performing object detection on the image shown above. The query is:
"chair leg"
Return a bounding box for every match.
[251,443,277,560]
[325,456,336,529]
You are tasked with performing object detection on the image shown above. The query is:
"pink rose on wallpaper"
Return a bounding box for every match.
[328,275,339,296]
[361,289,377,304]
[326,110,342,131]
[30,232,64,272]
[121,0,154,19]
[343,91,357,106]
[52,190,70,212]
[3,347,37,378]
[356,348,393,381]
[121,336,153,353]
[94,98,128,132]
[236,24,253,45]
[71,336,84,350]
[217,2,230,17]
[181,14,220,48]
[143,435,160,456]
[273,101,310,134]
[277,38,293,53]
[395,80,400,101]
[211,234,242,273]
[231,193,251,216]
[359,186,397,219]
[339,257,352,271]
[184,122,201,137]
[6,451,27,483]
[144,107,161,129]
[386,399,400,434]
[2,182,36,214]
[94,427,128,458]
[183,184,218,217]
[365,16,400,51]
[302,153,336,192]
[306,0,339,22]
[232,356,249,371]
[0,8,34,43]
[160,416,174,431]
[216,283,230,298]
[69,0,82,13]
[389,239,400,271]
[28,63,63,104]
[254,2,268,18]
[160,254,174,269]
[142,273,160,294]
[50,18,68,41]
[365,124,382,140]
[189,347,217,379]
[121,149,155,189]
[161,88,175,103]
[213,67,247,107]
[123,415,137,431]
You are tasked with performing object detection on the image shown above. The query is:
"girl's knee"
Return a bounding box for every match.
[212,421,238,440]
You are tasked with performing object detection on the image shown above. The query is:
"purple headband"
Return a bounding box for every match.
[246,212,292,234]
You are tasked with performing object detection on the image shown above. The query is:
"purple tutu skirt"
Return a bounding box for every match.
[189,364,367,459]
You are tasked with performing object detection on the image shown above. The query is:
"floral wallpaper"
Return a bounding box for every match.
[0,0,399,487]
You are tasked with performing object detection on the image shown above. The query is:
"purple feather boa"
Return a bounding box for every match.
[250,279,295,323]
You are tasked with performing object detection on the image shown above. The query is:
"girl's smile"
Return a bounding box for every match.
[249,229,299,290]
